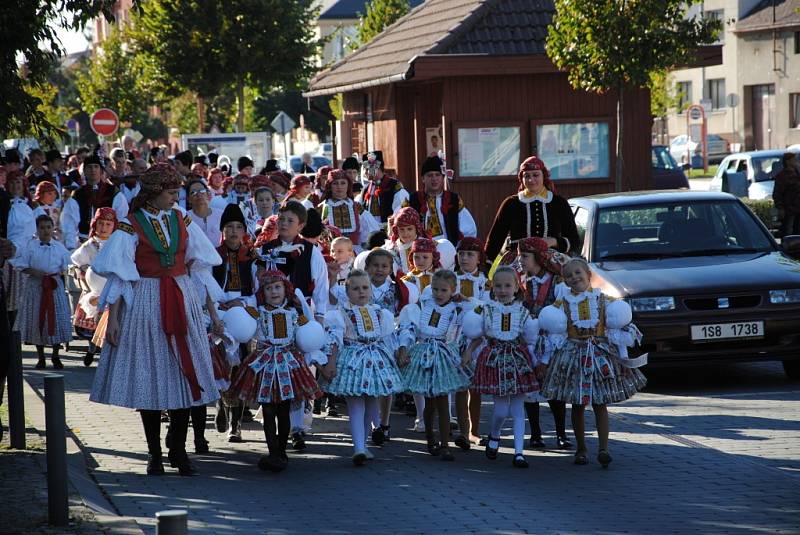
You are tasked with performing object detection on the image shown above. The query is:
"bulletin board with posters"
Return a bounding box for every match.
[532,120,611,180]
[455,123,523,178]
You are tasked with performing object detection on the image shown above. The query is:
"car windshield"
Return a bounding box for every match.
[750,156,783,182]
[652,146,679,170]
[594,200,775,260]
[289,156,332,173]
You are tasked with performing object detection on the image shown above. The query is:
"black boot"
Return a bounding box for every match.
[258,404,286,472]
[51,345,63,370]
[166,408,196,476]
[525,402,545,448]
[35,345,46,369]
[140,410,164,475]
[214,400,228,433]
[191,405,209,453]
[549,399,572,449]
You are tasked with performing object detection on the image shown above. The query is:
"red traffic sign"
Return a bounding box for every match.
[90,108,119,136]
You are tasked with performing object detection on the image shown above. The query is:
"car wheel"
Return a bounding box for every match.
[782,360,800,380]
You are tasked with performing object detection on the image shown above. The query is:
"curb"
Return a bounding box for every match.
[22,374,146,535]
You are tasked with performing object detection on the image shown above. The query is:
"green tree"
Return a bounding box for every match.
[74,28,152,133]
[356,0,410,46]
[0,1,115,139]
[546,0,719,191]
[131,0,320,133]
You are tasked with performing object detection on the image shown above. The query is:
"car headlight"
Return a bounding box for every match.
[628,296,676,312]
[769,289,800,304]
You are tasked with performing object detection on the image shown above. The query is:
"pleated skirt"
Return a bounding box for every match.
[14,276,72,346]
[402,339,472,397]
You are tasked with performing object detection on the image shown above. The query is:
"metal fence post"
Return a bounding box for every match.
[156,510,188,535]
[44,374,68,526]
[7,330,25,450]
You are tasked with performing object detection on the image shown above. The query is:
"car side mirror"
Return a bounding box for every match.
[782,235,800,259]
[681,163,691,171]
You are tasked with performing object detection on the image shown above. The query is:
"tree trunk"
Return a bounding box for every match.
[197,95,206,133]
[615,86,624,192]
[236,79,245,133]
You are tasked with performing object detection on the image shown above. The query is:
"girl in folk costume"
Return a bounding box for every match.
[2,171,35,327]
[485,156,580,271]
[319,169,380,252]
[248,180,276,238]
[383,207,428,276]
[462,266,541,468]
[11,215,72,369]
[328,247,418,440]
[452,237,490,448]
[230,271,325,472]
[329,236,355,286]
[397,270,471,461]
[516,237,572,450]
[538,258,647,468]
[70,208,117,367]
[283,175,315,209]
[401,237,441,431]
[89,163,224,476]
[207,167,225,197]
[31,181,64,245]
[321,269,405,465]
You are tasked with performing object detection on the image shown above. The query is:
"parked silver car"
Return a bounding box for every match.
[708,149,800,200]
[669,134,729,167]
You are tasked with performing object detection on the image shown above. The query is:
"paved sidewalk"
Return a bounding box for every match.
[18,340,800,534]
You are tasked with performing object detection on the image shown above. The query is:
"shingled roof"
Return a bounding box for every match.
[305,0,556,96]
[735,0,800,33]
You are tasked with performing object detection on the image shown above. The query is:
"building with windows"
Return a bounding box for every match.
[667,0,800,150]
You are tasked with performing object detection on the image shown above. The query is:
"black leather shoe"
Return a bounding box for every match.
[35,358,46,369]
[214,402,227,433]
[371,426,386,446]
[291,431,306,451]
[513,454,529,468]
[168,452,197,476]
[556,436,573,450]
[83,351,95,367]
[258,453,287,472]
[241,407,254,423]
[529,437,546,449]
[51,357,64,370]
[598,449,613,468]
[146,454,165,475]
[194,439,209,454]
[454,435,470,451]
[485,436,499,460]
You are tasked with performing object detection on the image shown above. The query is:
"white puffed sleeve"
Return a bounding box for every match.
[461,305,485,339]
[310,246,330,317]
[59,198,79,249]
[56,242,72,273]
[9,240,33,269]
[458,206,478,238]
[391,188,409,214]
[70,242,94,268]
[185,219,222,269]
[112,192,129,220]
[396,303,421,348]
[358,211,381,245]
[522,316,540,346]
[92,225,139,307]
[379,307,396,337]
[538,305,568,364]
[324,309,346,350]
[330,284,347,306]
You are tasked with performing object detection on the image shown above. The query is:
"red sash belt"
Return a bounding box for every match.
[39,276,57,336]
[159,276,202,401]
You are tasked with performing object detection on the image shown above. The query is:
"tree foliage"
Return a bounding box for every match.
[649,70,682,118]
[74,28,152,130]
[131,0,320,132]
[356,0,410,46]
[546,0,720,190]
[0,0,115,139]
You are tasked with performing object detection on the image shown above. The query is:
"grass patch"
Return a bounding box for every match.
[687,164,718,179]
[0,401,45,451]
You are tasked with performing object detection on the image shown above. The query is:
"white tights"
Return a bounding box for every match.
[347,396,379,453]
[413,394,426,424]
[490,394,526,455]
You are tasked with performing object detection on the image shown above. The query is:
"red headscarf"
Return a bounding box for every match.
[89,207,119,238]
[518,156,555,193]
[323,168,353,200]
[268,171,290,191]
[249,174,272,192]
[33,180,58,203]
[518,236,562,275]
[315,165,332,187]
[388,207,428,244]
[456,236,486,267]
[256,269,299,308]
[410,237,440,270]
[285,175,312,202]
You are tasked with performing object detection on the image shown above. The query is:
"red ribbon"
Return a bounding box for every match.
[39,276,57,336]
[159,276,202,401]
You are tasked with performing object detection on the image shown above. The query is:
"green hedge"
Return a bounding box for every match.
[741,198,778,229]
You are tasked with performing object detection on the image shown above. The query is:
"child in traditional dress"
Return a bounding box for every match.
[319,169,380,251]
[3,171,35,328]
[249,185,276,238]
[330,237,355,285]
[284,175,315,209]
[322,269,404,465]
[538,258,646,467]
[70,207,117,367]
[462,266,540,468]
[31,181,64,245]
[12,215,72,369]
[517,237,572,450]
[230,270,324,472]
[397,270,470,461]
[384,207,428,276]
[451,238,490,448]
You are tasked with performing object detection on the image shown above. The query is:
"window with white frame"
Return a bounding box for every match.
[704,79,726,109]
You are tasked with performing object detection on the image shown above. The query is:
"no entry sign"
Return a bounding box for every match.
[90,108,119,136]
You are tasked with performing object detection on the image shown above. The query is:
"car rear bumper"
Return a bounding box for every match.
[633,311,800,364]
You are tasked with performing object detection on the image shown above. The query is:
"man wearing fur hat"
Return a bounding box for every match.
[403,155,476,247]
[357,150,408,226]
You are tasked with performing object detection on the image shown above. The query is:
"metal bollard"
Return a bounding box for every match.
[7,330,25,450]
[156,510,188,535]
[44,374,69,526]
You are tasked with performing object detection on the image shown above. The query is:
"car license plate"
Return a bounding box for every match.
[690,321,764,342]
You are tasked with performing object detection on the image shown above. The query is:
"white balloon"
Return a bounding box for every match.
[85,267,107,294]
[296,320,326,352]
[222,306,257,343]
[605,299,633,329]
[538,305,567,335]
